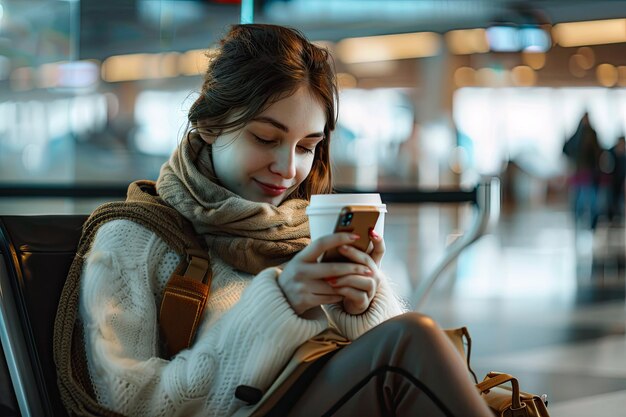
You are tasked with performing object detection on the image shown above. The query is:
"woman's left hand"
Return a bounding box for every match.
[366,228,385,268]
[327,229,386,315]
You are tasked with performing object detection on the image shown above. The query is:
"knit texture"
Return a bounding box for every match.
[53,180,201,417]
[55,134,405,416]
[156,132,310,274]
[79,219,404,416]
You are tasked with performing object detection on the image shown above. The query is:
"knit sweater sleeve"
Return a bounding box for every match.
[80,220,326,417]
[323,273,406,341]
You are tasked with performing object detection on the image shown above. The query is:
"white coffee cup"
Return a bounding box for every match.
[306,193,387,241]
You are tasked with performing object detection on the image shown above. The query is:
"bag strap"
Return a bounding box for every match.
[159,219,213,358]
[54,180,214,416]
[458,327,478,383]
[126,180,214,357]
[476,372,524,411]
[444,327,478,383]
[86,180,214,357]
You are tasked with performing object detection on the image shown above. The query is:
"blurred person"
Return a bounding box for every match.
[607,136,626,223]
[55,24,490,417]
[563,112,602,230]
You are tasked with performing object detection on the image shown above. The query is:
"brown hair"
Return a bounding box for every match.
[187,24,338,200]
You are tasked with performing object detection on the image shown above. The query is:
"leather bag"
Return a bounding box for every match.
[444,328,550,417]
[53,181,214,417]
[477,372,550,417]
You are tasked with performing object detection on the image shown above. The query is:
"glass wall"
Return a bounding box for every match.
[0,0,240,190]
[1,1,625,214]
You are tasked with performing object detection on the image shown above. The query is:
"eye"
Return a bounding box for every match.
[252,134,275,146]
[297,145,315,155]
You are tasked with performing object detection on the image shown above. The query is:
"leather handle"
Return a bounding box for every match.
[460,327,478,383]
[444,326,478,384]
[476,372,523,410]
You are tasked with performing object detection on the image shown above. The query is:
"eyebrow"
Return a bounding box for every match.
[252,116,325,139]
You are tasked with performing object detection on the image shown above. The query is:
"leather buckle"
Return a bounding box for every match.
[184,255,210,283]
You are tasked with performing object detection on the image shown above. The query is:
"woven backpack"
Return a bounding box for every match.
[53,180,212,417]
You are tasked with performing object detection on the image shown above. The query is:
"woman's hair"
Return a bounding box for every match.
[188,24,338,200]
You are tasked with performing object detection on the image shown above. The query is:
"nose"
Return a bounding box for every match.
[269,146,297,179]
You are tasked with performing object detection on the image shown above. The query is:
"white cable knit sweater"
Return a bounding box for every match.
[79,219,404,417]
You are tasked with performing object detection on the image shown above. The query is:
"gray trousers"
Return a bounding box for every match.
[273,313,491,417]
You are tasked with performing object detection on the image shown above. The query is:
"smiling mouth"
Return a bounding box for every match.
[253,179,289,196]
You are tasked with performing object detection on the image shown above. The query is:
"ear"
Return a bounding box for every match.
[196,120,217,144]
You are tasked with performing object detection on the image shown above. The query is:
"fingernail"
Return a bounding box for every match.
[350,234,360,240]
[326,278,338,286]
[339,245,350,252]
[363,268,372,275]
[370,229,380,239]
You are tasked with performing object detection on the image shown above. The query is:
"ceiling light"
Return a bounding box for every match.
[453,67,476,87]
[179,49,208,76]
[511,66,536,86]
[337,32,441,64]
[576,47,595,69]
[596,64,618,87]
[102,54,149,82]
[336,72,357,89]
[522,52,546,70]
[445,29,489,55]
[554,18,626,47]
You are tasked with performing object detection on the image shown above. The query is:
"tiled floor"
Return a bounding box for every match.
[384,201,626,417]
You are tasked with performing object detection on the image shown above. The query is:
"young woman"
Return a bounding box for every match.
[77,24,490,416]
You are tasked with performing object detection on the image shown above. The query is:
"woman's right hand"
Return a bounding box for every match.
[278,233,373,315]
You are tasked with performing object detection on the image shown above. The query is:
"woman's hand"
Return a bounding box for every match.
[278,229,386,316]
[327,229,385,315]
[278,232,372,315]
[366,228,385,268]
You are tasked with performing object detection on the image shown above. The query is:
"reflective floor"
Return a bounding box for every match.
[384,201,626,417]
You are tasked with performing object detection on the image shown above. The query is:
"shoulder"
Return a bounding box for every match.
[89,219,171,268]
[92,219,157,246]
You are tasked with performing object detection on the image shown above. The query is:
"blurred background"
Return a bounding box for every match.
[1,1,626,415]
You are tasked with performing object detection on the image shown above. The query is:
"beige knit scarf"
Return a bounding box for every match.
[156,132,310,274]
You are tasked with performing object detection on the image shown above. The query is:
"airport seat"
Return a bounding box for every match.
[0,179,500,417]
[0,215,86,417]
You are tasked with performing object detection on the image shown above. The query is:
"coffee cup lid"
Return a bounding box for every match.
[309,193,382,206]
[306,204,387,215]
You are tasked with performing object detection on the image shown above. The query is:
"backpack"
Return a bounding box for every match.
[0,180,211,417]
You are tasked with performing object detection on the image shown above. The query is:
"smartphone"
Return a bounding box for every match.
[321,205,380,262]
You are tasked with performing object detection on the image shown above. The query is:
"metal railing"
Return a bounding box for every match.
[0,184,130,199]
[0,178,501,309]
[409,177,500,309]
[0,183,480,204]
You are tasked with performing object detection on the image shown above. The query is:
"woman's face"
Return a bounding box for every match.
[208,86,326,205]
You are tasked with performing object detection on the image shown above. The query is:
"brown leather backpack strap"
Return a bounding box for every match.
[159,219,213,359]
[54,180,216,415]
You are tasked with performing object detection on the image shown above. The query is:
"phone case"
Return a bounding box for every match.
[321,205,380,262]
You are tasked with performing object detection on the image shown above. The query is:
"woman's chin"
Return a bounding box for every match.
[240,190,284,206]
